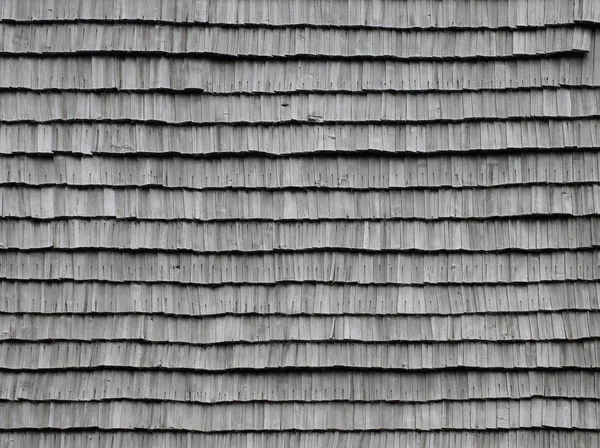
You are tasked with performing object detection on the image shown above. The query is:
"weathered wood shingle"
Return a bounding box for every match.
[0,0,599,446]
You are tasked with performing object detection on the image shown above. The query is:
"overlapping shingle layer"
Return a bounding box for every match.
[0,0,599,446]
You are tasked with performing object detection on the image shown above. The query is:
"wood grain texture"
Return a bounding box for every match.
[0,430,598,448]
[0,399,599,430]
[0,23,592,58]
[0,0,592,27]
[2,185,598,220]
[2,46,600,92]
[2,370,598,402]
[2,153,600,188]
[1,249,599,284]
[0,311,598,343]
[1,0,599,442]
[1,280,598,315]
[2,217,598,252]
[1,340,598,370]
[2,120,599,155]
[0,89,599,123]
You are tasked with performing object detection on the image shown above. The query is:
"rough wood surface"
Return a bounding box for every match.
[1,430,599,448]
[2,121,599,155]
[0,0,599,445]
[3,51,600,92]
[0,0,595,27]
[0,23,592,58]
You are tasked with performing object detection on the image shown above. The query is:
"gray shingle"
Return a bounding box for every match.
[1,0,599,440]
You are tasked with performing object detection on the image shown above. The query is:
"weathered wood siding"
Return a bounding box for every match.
[0,0,599,446]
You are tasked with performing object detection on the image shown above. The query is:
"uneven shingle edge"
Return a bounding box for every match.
[2,89,600,124]
[3,185,599,220]
[1,153,599,188]
[1,340,599,370]
[1,49,600,92]
[1,249,599,285]
[1,280,598,315]
[0,0,598,441]
[0,311,599,344]
[0,23,593,59]
[0,0,595,28]
[0,430,599,448]
[1,121,598,155]
[1,95,600,133]
[2,370,599,402]
[2,217,600,252]
[0,399,599,430]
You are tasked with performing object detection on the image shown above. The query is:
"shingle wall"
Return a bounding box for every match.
[0,0,599,446]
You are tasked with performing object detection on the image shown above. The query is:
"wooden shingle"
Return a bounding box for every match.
[0,0,594,28]
[1,0,599,441]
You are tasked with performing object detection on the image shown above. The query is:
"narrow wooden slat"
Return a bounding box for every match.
[580,0,600,24]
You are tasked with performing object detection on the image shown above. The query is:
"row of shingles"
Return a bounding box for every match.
[3,370,600,402]
[1,339,598,370]
[0,0,592,28]
[1,250,599,284]
[1,311,599,343]
[2,153,599,187]
[0,23,592,58]
[0,430,598,448]
[1,280,599,315]
[0,89,599,122]
[2,186,599,219]
[1,52,600,92]
[0,0,596,440]
[1,120,599,155]
[3,217,600,252]
[0,399,599,431]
